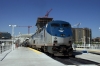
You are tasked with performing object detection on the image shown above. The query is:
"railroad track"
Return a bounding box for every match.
[52,56,100,65]
[45,52,100,65]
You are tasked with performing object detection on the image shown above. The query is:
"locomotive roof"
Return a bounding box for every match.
[47,20,70,24]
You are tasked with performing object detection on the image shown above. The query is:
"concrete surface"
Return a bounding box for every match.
[0,47,66,66]
[0,49,11,61]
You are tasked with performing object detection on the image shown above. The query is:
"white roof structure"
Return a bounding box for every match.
[17,34,33,38]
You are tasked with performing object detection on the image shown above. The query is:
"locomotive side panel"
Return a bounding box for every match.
[44,30,52,46]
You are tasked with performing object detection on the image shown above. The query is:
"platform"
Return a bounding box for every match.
[0,47,99,66]
[76,53,100,63]
[75,48,100,63]
[0,47,66,66]
[0,49,11,61]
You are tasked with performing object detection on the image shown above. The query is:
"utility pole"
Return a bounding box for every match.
[9,25,17,50]
[84,36,85,49]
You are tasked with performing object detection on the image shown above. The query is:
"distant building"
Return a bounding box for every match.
[0,32,12,44]
[36,17,53,30]
[0,32,11,39]
[72,28,92,44]
[92,37,100,42]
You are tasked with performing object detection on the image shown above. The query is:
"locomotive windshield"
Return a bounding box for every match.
[61,24,71,28]
[51,23,60,27]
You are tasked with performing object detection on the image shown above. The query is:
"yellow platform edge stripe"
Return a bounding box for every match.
[28,48,41,54]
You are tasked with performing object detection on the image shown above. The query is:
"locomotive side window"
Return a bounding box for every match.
[33,40,35,44]
[44,29,45,37]
[62,24,71,28]
[51,23,60,27]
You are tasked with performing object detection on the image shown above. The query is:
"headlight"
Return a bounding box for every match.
[61,34,65,37]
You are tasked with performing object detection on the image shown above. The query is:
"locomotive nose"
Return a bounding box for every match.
[59,28,64,32]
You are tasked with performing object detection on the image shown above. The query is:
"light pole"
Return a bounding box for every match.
[81,38,83,44]
[88,37,90,47]
[9,25,17,50]
[83,36,85,49]
[99,27,100,44]
[88,28,91,48]
[19,32,22,46]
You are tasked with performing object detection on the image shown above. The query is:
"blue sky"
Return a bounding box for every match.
[0,0,100,38]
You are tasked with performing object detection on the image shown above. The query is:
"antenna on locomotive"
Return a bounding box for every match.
[77,23,81,28]
[72,23,81,28]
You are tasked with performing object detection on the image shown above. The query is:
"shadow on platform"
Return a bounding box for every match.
[73,50,82,55]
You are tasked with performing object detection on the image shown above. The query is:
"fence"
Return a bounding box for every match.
[72,44,100,49]
[0,43,11,53]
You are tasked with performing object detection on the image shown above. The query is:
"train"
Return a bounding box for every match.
[27,20,74,57]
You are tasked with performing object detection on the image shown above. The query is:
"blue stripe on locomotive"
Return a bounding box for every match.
[46,20,73,38]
